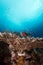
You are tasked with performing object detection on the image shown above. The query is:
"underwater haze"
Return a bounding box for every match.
[0,0,43,37]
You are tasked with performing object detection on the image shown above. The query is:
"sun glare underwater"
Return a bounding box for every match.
[0,0,43,37]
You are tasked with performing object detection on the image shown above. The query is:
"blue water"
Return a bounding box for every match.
[0,0,43,37]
